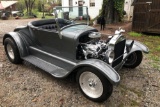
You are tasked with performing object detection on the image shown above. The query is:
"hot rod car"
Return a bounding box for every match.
[3,6,149,102]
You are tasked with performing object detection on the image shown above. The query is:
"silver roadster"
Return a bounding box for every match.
[3,6,149,102]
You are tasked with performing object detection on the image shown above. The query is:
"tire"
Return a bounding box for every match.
[124,51,143,68]
[4,37,22,64]
[76,67,113,102]
[13,13,17,17]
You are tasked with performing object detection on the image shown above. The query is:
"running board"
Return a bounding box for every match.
[22,55,69,78]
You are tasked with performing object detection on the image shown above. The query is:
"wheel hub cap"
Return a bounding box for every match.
[88,79,97,88]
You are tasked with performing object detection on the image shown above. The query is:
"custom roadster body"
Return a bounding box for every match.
[3,6,149,102]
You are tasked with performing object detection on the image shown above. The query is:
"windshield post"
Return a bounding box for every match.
[53,8,62,39]
[55,18,62,39]
[86,7,89,25]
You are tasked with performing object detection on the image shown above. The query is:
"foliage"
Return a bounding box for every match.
[101,0,125,23]
[32,9,38,15]
[16,0,61,18]
[113,0,125,18]
[44,4,51,12]
[16,0,26,12]
[156,45,160,51]
[37,1,42,12]
[36,12,53,19]
[128,32,142,37]
[24,0,36,16]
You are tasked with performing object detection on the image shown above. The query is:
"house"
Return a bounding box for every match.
[0,1,18,11]
[61,0,103,19]
[62,0,135,21]
[0,2,4,10]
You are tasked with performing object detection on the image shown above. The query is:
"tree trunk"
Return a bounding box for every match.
[102,0,123,24]
[25,0,29,16]
[24,0,35,17]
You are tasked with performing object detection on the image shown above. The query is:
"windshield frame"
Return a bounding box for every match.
[53,6,89,39]
[54,6,89,24]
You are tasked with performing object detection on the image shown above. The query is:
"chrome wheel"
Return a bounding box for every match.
[6,44,15,60]
[79,71,103,98]
[77,67,113,102]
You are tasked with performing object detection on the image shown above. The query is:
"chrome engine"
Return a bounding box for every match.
[82,40,108,59]
[80,32,111,63]
[79,29,126,65]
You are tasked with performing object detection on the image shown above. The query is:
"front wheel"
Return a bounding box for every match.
[123,51,143,68]
[76,67,113,102]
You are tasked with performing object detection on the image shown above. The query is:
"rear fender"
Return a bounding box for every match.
[14,26,27,32]
[72,59,120,85]
[126,40,149,54]
[3,32,28,57]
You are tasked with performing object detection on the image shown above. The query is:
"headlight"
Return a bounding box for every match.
[107,50,115,64]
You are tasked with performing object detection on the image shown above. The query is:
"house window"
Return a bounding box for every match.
[69,0,73,11]
[78,1,83,6]
[90,0,95,7]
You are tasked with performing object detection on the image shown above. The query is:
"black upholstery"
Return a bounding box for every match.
[32,19,56,26]
[39,24,57,30]
[30,18,71,30]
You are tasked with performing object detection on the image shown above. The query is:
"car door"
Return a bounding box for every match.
[31,28,62,56]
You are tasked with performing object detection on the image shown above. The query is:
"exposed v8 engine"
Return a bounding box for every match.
[79,32,112,63]
[82,40,108,59]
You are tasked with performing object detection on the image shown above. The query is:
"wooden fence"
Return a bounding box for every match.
[132,0,160,33]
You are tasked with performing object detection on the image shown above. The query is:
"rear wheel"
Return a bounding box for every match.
[124,51,143,68]
[76,67,113,102]
[4,37,22,64]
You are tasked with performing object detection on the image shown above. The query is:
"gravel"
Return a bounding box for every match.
[0,19,160,107]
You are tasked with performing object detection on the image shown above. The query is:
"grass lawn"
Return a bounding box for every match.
[12,12,54,19]
[127,32,160,70]
[37,12,54,19]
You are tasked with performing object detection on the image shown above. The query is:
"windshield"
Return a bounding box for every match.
[54,6,89,25]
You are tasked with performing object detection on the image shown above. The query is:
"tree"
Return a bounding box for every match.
[37,0,42,12]
[101,0,124,23]
[24,0,36,16]
[16,0,25,12]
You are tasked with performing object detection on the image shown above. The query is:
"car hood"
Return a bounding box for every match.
[61,24,97,41]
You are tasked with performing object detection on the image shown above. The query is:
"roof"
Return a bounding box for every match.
[0,2,4,9]
[0,1,18,10]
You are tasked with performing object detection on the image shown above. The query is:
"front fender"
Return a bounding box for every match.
[3,32,28,57]
[72,59,120,85]
[126,40,149,54]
